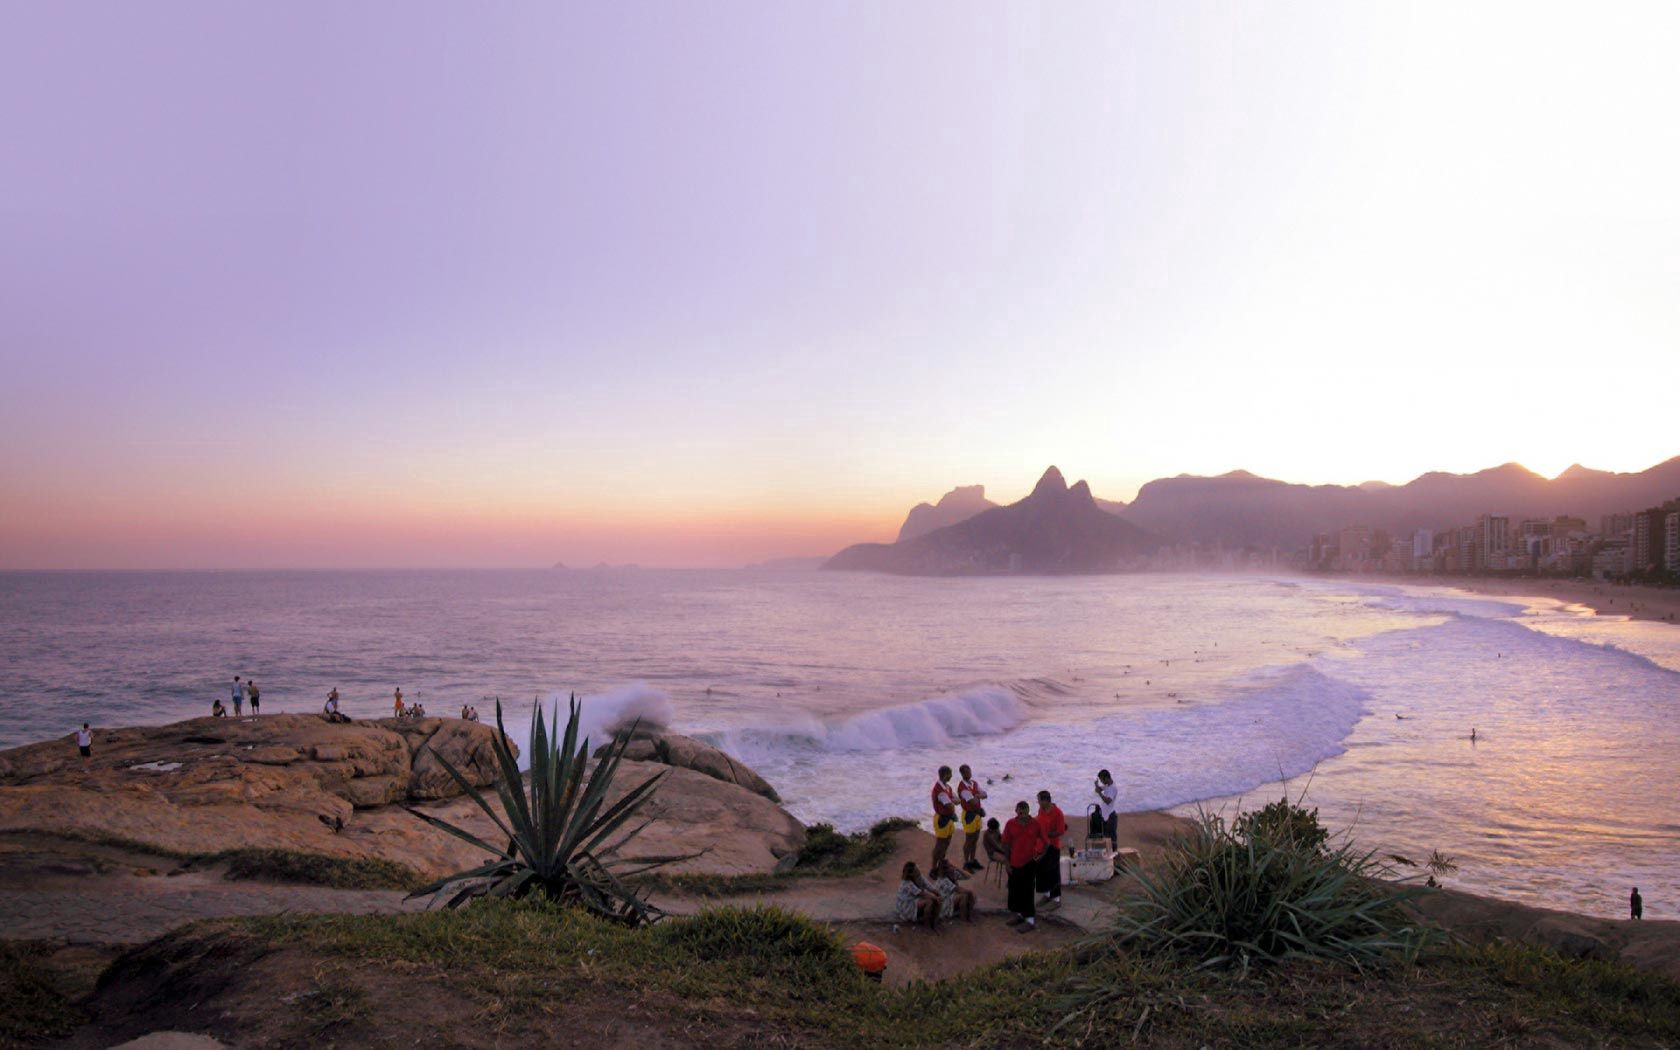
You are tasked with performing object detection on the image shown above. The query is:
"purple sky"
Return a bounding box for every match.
[4,4,1677,567]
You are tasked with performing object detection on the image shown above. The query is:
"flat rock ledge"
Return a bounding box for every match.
[0,715,804,880]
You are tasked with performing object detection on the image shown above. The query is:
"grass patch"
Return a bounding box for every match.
[0,943,84,1047]
[205,849,420,891]
[637,816,919,899]
[213,901,1680,1048]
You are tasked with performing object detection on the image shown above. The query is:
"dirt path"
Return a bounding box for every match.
[0,835,420,947]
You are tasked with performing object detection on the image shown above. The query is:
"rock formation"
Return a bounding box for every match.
[597,730,780,802]
[0,714,805,879]
[828,466,1161,575]
[896,485,998,542]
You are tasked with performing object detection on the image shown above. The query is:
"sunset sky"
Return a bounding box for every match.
[4,3,1678,569]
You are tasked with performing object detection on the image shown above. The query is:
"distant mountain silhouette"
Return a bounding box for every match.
[828,467,1161,575]
[1120,456,1680,548]
[897,485,998,542]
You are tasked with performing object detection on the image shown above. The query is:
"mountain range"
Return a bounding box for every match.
[827,467,1160,575]
[825,456,1680,575]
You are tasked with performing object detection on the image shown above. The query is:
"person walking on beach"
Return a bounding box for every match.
[957,764,988,872]
[930,766,958,870]
[247,679,260,715]
[1002,801,1047,933]
[1094,769,1118,847]
[75,723,92,761]
[231,676,244,718]
[1632,887,1643,920]
[1035,790,1066,908]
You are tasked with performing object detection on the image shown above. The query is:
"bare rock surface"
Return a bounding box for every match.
[0,715,804,882]
[600,730,781,801]
[0,715,518,874]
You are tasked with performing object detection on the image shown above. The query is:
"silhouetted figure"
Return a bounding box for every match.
[1631,887,1643,920]
[1470,728,1477,742]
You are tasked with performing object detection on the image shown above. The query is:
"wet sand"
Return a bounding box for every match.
[1353,574,1680,626]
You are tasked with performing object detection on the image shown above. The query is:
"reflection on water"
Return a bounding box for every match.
[0,569,1675,919]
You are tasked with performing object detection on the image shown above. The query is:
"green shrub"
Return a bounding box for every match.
[405,697,691,924]
[1234,797,1329,855]
[1109,808,1433,973]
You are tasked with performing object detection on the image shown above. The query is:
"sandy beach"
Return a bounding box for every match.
[1351,574,1680,626]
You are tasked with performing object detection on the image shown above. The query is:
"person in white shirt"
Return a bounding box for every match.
[75,724,92,761]
[1094,769,1119,847]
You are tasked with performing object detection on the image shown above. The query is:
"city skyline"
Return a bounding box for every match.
[6,4,1680,568]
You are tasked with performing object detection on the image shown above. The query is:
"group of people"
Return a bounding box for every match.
[903,765,1123,934]
[213,676,262,718]
[459,704,482,722]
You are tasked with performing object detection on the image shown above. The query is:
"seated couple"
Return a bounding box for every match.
[895,859,976,930]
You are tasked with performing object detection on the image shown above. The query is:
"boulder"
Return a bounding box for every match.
[598,731,780,802]
[0,715,516,875]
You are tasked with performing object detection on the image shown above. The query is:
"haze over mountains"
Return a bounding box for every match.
[827,467,1159,575]
[824,456,1680,575]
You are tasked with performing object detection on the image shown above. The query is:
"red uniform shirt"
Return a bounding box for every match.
[957,779,984,815]
[1001,815,1047,868]
[931,779,956,818]
[1035,804,1067,850]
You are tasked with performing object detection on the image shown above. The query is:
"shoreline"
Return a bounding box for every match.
[1317,572,1680,626]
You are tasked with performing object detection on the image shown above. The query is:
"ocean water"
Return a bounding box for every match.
[1,569,1674,919]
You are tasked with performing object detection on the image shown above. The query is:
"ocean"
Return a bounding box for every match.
[1,568,1675,919]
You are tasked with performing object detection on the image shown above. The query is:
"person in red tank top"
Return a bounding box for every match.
[1034,790,1066,906]
[1001,800,1047,932]
[930,766,958,870]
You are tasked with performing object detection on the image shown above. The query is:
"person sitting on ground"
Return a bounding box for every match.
[212,698,226,718]
[894,861,942,931]
[982,817,1006,866]
[929,859,977,923]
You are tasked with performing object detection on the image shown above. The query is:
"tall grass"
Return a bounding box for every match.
[1107,804,1434,974]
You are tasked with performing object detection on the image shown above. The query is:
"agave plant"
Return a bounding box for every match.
[404,696,689,924]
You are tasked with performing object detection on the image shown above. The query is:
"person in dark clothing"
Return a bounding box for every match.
[1002,801,1047,933]
[1034,790,1066,907]
[1631,887,1643,920]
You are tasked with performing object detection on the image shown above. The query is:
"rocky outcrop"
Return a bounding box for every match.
[897,485,997,542]
[597,731,780,802]
[0,714,805,880]
[829,466,1161,575]
[0,715,515,875]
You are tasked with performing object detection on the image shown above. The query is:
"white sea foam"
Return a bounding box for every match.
[703,685,1027,760]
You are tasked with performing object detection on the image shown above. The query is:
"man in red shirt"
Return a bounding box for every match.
[1001,800,1047,932]
[1035,790,1066,908]
[930,766,958,870]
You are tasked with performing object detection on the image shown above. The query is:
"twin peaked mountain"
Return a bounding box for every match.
[826,467,1161,575]
[824,456,1680,576]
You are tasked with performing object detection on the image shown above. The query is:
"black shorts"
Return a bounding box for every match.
[78,745,91,757]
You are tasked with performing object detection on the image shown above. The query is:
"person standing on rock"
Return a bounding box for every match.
[957,764,988,873]
[1002,801,1047,933]
[1632,887,1643,920]
[231,676,243,718]
[75,723,92,761]
[930,766,959,870]
[247,679,261,715]
[1035,790,1066,909]
[393,687,405,718]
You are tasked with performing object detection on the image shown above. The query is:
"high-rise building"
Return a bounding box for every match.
[1411,529,1434,562]
[1551,516,1587,539]
[1666,511,1680,576]
[1633,508,1667,573]
[1477,514,1509,570]
[1601,512,1633,540]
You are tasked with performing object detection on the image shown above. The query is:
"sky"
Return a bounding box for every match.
[3,2,1678,569]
